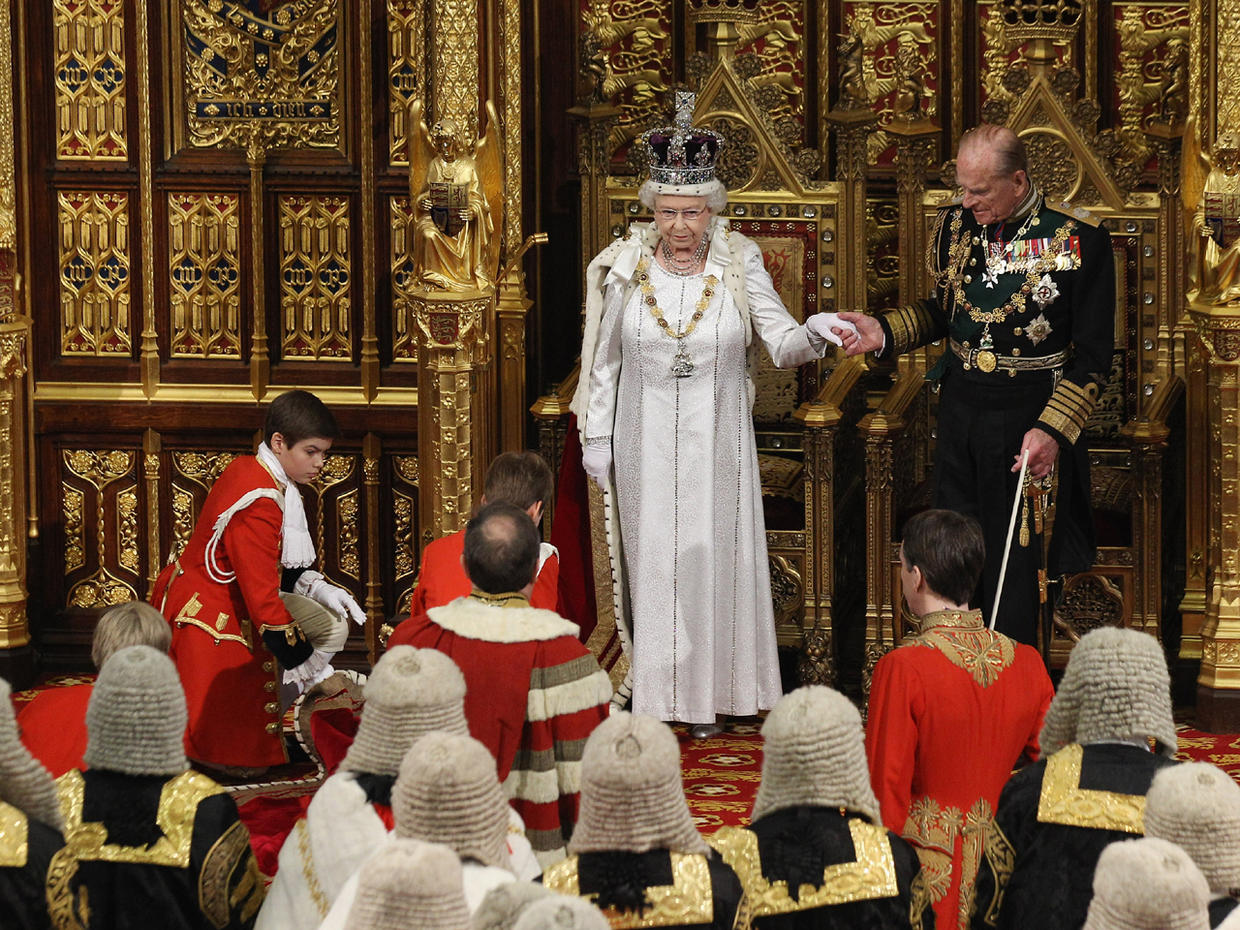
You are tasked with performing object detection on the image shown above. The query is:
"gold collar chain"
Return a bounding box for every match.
[636,256,718,340]
[949,209,1076,327]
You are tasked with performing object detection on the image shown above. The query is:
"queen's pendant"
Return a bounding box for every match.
[671,340,694,378]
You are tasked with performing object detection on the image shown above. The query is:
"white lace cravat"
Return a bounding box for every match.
[255,442,316,569]
[203,443,316,583]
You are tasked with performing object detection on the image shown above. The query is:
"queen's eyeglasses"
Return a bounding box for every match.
[655,208,706,222]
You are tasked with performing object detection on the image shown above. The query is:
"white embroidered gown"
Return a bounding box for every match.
[586,239,821,723]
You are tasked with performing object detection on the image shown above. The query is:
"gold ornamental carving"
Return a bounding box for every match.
[278,195,353,360]
[61,450,139,608]
[0,0,19,250]
[1115,5,1190,168]
[53,0,128,161]
[412,292,492,538]
[390,195,419,361]
[167,193,242,358]
[728,0,806,135]
[178,0,343,152]
[430,0,480,138]
[407,100,504,295]
[336,490,361,581]
[387,0,425,166]
[580,0,671,161]
[841,1,938,165]
[57,191,132,356]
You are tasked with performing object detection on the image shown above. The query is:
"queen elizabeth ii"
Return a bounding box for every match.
[570,93,855,737]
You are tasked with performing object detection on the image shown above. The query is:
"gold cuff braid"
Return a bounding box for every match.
[1037,379,1100,445]
[883,304,938,356]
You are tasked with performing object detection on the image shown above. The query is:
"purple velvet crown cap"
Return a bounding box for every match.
[639,90,724,186]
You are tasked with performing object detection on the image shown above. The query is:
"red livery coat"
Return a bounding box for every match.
[865,609,1053,930]
[152,455,298,769]
[407,528,560,619]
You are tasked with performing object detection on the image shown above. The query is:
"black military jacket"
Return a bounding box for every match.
[878,187,1115,449]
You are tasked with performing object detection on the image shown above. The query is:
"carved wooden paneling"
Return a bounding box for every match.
[167,193,242,359]
[278,195,353,361]
[177,0,344,153]
[60,449,142,609]
[57,191,133,357]
[54,0,128,161]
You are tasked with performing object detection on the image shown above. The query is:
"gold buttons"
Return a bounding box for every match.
[964,275,972,284]
[265,723,279,734]
[263,680,276,692]
[1008,369,1017,378]
[263,660,274,673]
[1012,348,1021,357]
[265,702,279,715]
[1013,326,1023,336]
[962,341,971,349]
[972,236,980,245]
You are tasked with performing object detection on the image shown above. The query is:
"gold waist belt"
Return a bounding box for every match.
[950,338,1068,374]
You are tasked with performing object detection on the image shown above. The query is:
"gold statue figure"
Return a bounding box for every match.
[1185,125,1240,304]
[408,99,504,295]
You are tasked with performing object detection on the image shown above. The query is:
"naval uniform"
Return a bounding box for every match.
[876,185,1115,646]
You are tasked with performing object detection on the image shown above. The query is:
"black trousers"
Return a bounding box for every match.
[932,373,1052,646]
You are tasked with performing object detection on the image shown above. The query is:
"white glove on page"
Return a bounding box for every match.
[581,443,612,490]
[805,312,860,347]
[294,569,367,627]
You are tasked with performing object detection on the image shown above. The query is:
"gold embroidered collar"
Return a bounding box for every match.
[917,608,984,633]
[56,769,226,867]
[709,819,898,916]
[468,590,531,608]
[542,852,715,928]
[910,611,1015,688]
[1036,744,1146,834]
[0,800,28,868]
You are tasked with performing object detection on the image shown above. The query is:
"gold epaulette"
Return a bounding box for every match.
[1053,201,1102,228]
[1037,379,1101,446]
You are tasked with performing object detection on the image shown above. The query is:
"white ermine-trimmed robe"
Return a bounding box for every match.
[580,220,825,723]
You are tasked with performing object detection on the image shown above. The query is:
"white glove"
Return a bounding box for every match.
[582,443,612,490]
[282,648,336,692]
[805,312,860,348]
[294,570,367,627]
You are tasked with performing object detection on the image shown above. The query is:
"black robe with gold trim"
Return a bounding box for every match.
[0,799,63,930]
[710,806,933,930]
[875,192,1115,646]
[541,847,743,929]
[970,743,1176,930]
[47,769,265,930]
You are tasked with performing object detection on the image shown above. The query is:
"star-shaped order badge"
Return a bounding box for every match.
[1026,313,1053,346]
[1032,273,1059,311]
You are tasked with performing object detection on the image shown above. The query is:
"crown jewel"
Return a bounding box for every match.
[640,91,724,186]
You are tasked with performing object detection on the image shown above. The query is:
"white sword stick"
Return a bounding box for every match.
[990,448,1031,632]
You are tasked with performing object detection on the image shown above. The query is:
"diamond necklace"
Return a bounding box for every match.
[660,234,709,276]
